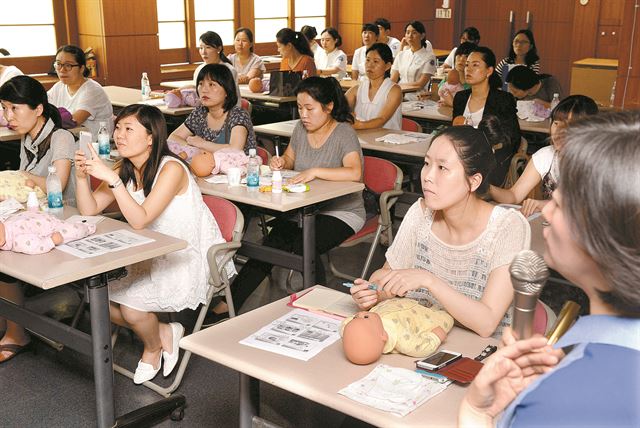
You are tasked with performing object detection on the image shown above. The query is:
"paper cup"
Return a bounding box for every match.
[227,167,242,186]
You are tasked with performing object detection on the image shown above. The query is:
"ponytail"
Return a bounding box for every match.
[294,76,354,123]
[45,103,62,128]
[277,28,314,58]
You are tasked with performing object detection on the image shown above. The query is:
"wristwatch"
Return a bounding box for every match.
[108,178,123,189]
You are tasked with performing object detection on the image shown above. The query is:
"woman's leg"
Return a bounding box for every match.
[0,279,30,360]
[119,305,162,367]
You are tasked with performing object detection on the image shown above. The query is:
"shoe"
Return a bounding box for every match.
[133,354,162,384]
[162,322,185,377]
[202,311,230,328]
[0,341,32,364]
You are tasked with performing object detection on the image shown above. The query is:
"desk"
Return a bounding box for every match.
[0,208,186,427]
[103,85,193,117]
[433,48,450,59]
[198,178,363,288]
[181,286,496,428]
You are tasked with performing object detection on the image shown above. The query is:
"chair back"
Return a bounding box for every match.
[255,146,271,166]
[240,98,252,115]
[363,156,403,194]
[89,175,101,190]
[402,118,422,132]
[202,195,243,242]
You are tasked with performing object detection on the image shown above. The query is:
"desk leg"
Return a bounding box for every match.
[87,274,115,428]
[239,373,260,428]
[302,207,316,289]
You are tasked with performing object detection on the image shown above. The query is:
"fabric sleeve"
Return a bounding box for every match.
[50,129,76,162]
[489,210,531,271]
[227,107,256,153]
[289,121,305,158]
[444,48,456,67]
[385,201,422,269]
[74,81,106,117]
[531,145,554,177]
[303,56,317,77]
[391,52,402,73]
[336,124,362,160]
[183,107,204,135]
[11,233,56,254]
[352,49,363,74]
[331,51,348,71]
[496,58,508,78]
[419,52,437,76]
[252,55,266,72]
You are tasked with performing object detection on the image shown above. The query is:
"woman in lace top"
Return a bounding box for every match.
[350,126,530,338]
[169,64,256,155]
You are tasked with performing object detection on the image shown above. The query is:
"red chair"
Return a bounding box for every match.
[255,146,271,166]
[402,118,422,132]
[240,98,252,115]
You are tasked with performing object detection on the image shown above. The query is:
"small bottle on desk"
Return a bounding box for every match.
[246,148,260,191]
[272,170,282,194]
[550,93,560,111]
[97,121,110,159]
[141,72,151,100]
[46,165,63,217]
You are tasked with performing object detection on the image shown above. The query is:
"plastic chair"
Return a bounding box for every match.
[111,195,244,397]
[240,98,252,115]
[328,156,404,280]
[402,118,422,133]
[255,146,271,165]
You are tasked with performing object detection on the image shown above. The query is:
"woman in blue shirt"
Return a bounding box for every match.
[459,111,640,428]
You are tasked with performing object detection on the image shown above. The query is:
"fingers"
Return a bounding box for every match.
[500,327,517,348]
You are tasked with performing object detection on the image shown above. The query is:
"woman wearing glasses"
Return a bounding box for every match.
[47,45,113,137]
[495,29,540,79]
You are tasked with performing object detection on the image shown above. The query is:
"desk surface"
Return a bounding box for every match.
[160,80,297,103]
[181,287,496,428]
[1,126,86,142]
[0,208,186,289]
[103,86,193,116]
[198,178,364,212]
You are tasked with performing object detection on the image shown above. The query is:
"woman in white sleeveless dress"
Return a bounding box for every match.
[74,104,233,384]
[345,43,402,130]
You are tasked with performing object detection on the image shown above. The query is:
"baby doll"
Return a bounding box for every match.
[438,69,465,104]
[167,143,260,177]
[0,171,46,202]
[340,298,454,365]
[164,88,199,108]
[0,210,96,255]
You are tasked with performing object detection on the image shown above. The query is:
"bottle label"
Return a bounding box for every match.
[98,134,110,157]
[48,192,63,209]
[247,173,260,187]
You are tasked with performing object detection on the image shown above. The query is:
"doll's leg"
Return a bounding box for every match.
[0,279,30,360]
[119,305,162,367]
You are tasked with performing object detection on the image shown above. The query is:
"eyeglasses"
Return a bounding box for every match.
[53,62,81,71]
[513,40,531,45]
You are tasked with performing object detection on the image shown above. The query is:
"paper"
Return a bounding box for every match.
[56,229,155,258]
[239,309,342,361]
[402,100,437,111]
[65,215,106,225]
[375,132,431,145]
[0,198,24,221]
[204,175,229,184]
[290,288,360,318]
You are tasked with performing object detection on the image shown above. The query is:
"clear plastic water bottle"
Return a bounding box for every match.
[246,148,260,191]
[609,80,616,108]
[97,121,110,159]
[46,165,63,216]
[550,93,560,111]
[141,72,151,100]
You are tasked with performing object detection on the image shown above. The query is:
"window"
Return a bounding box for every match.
[0,0,57,57]
[254,0,327,44]
[294,0,326,33]
[157,0,186,50]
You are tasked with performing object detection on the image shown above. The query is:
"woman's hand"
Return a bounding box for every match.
[520,199,547,218]
[237,75,250,85]
[289,168,317,184]
[350,278,379,310]
[400,37,409,51]
[74,150,89,180]
[439,90,454,107]
[185,135,207,149]
[269,155,285,171]
[378,268,430,297]
[78,144,119,184]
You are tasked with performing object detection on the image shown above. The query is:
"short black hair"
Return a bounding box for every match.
[196,63,237,112]
[362,23,380,36]
[374,18,391,30]
[506,65,540,90]
[461,27,480,44]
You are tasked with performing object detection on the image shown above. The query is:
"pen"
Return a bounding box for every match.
[275,144,280,158]
[342,281,378,291]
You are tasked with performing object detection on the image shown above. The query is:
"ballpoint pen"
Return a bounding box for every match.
[342,281,378,291]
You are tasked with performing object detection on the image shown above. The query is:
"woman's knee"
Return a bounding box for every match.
[120,305,153,325]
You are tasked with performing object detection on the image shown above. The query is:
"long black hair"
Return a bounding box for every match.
[115,104,188,197]
[294,76,354,123]
[199,31,232,65]
[507,29,539,66]
[276,28,314,57]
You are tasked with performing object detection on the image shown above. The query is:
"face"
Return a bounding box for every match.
[197,76,227,107]
[113,115,152,160]
[454,54,468,73]
[465,52,493,85]
[234,31,252,54]
[297,92,332,132]
[54,51,84,84]
[421,136,477,210]
[460,32,472,44]
[508,83,528,99]
[405,25,425,49]
[320,33,337,52]
[199,41,221,64]
[550,115,570,149]
[513,33,532,56]
[365,50,390,80]
[377,25,389,38]
[362,30,378,47]
[277,41,292,58]
[0,100,42,134]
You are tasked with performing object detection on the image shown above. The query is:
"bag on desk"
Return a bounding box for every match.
[269,71,302,97]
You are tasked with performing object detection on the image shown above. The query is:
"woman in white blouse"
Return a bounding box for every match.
[345,43,402,130]
[315,27,347,77]
[229,27,265,84]
[391,21,436,98]
[351,23,379,81]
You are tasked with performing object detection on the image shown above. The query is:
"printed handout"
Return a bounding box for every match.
[56,229,154,258]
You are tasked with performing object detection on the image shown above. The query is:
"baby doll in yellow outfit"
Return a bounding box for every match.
[341,298,454,364]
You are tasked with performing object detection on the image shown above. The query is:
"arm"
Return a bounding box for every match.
[289,150,362,184]
[345,85,358,111]
[70,110,91,127]
[22,158,72,193]
[168,123,193,147]
[74,146,118,215]
[390,70,400,84]
[353,85,402,130]
[404,73,431,90]
[489,161,542,204]
[350,262,394,310]
[188,125,248,153]
[269,143,295,171]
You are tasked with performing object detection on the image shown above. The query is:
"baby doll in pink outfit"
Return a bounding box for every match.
[0,211,96,255]
[438,69,465,104]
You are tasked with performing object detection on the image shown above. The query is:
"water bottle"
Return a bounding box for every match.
[609,80,616,108]
[46,165,63,216]
[141,72,151,100]
[272,169,282,194]
[246,148,260,191]
[550,93,560,111]
[97,121,110,159]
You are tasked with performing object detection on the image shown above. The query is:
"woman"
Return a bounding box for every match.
[225,76,364,313]
[169,64,255,154]
[74,104,232,384]
[490,95,598,217]
[228,27,265,84]
[506,66,562,109]
[277,28,317,77]
[0,75,76,363]
[314,27,347,77]
[443,27,480,70]
[350,126,530,338]
[351,23,379,81]
[391,21,437,98]
[0,64,22,87]
[495,29,541,79]
[374,18,401,57]
[47,45,113,136]
[300,25,319,55]
[345,43,402,130]
[437,42,475,107]
[460,111,640,427]
[453,46,520,185]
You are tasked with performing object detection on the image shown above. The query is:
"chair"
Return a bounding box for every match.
[240,98,252,115]
[111,195,244,397]
[255,146,271,165]
[402,118,422,133]
[328,156,404,280]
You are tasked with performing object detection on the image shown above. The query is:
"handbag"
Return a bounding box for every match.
[269,71,302,97]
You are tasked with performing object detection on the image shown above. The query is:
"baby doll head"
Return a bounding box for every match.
[249,77,264,93]
[190,150,215,177]
[342,311,388,365]
[447,69,460,85]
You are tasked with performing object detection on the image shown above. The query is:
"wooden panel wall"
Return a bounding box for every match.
[615,0,640,109]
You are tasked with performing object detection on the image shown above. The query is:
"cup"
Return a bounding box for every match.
[227,167,242,187]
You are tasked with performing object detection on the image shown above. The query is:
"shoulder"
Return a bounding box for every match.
[532,145,554,161]
[158,157,188,177]
[491,207,529,237]
[228,106,251,123]
[51,128,75,143]
[82,79,107,94]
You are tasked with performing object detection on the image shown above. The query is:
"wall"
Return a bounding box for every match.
[615,0,640,108]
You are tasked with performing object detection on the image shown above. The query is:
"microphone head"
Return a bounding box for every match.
[509,250,549,294]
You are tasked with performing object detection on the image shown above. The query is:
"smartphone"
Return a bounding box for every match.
[416,350,462,371]
[79,131,92,159]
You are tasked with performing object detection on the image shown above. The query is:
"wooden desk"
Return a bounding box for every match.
[198,179,364,288]
[0,126,21,142]
[0,208,186,427]
[103,86,193,117]
[181,286,496,428]
[433,48,450,59]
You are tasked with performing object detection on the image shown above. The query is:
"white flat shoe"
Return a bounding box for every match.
[162,322,185,377]
[133,354,162,384]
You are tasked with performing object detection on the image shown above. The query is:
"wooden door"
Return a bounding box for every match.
[462,0,517,60]
[596,0,625,58]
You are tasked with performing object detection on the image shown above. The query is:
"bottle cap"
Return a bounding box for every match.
[249,148,256,157]
[48,165,57,173]
[272,170,282,179]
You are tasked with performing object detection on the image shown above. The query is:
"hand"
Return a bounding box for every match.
[79,144,119,184]
[431,326,447,342]
[520,199,547,218]
[350,278,379,310]
[74,149,89,180]
[353,120,365,130]
[185,135,207,149]
[51,232,63,246]
[289,168,316,184]
[440,90,454,107]
[269,155,285,171]
[24,178,36,188]
[400,37,409,50]
[378,268,430,297]
[237,75,250,85]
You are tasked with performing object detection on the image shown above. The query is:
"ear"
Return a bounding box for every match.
[35,104,45,117]
[324,101,334,114]
[146,132,153,148]
[487,66,494,77]
[468,172,483,192]
[381,329,388,343]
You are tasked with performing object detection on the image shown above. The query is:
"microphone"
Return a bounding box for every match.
[510,250,549,339]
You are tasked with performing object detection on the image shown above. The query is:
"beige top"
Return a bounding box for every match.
[386,201,531,337]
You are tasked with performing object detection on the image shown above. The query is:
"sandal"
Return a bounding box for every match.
[0,342,33,364]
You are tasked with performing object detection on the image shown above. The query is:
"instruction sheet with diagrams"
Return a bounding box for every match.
[56,229,155,258]
[239,309,342,361]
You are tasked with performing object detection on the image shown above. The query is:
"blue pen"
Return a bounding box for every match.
[342,281,378,291]
[415,368,449,383]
